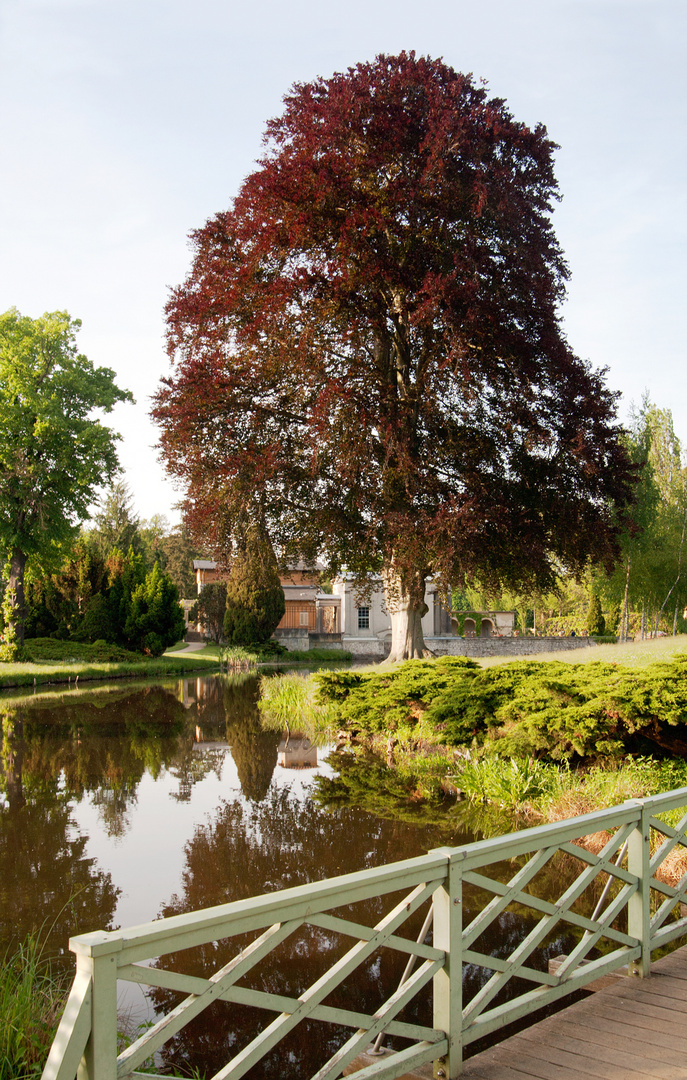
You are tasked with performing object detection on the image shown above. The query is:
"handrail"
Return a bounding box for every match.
[42,787,687,1080]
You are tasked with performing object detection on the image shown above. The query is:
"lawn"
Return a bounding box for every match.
[479,633,687,668]
[0,637,219,689]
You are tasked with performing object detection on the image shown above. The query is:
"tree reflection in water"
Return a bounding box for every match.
[0,705,121,963]
[0,674,587,1075]
[150,782,448,1079]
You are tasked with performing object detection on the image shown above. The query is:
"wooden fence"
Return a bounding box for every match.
[42,787,687,1080]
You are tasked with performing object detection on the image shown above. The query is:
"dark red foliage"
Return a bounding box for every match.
[153,52,636,591]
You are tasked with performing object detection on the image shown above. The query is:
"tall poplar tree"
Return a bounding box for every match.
[154,53,636,661]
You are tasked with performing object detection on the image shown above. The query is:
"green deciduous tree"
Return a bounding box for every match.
[602,400,686,639]
[223,528,285,645]
[0,309,133,649]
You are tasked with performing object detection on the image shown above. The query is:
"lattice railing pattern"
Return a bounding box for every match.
[42,788,687,1080]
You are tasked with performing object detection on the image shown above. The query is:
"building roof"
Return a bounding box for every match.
[193,560,217,570]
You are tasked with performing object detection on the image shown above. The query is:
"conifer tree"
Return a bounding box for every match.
[586,594,605,637]
[224,528,285,645]
[125,563,185,655]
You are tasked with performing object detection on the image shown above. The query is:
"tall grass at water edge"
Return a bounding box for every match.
[258,671,340,736]
[0,935,69,1080]
[457,754,687,835]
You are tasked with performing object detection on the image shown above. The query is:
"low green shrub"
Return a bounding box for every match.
[316,657,479,731]
[318,653,687,762]
[22,637,143,663]
[284,648,353,663]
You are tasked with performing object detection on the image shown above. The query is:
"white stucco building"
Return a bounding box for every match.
[331,574,453,654]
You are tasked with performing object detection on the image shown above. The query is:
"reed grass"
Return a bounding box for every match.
[0,935,69,1080]
[258,671,340,736]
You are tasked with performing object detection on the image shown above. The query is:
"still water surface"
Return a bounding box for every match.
[0,673,576,1077]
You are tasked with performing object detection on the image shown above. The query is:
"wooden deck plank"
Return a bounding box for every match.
[458,943,687,1080]
[552,1013,687,1064]
[485,1035,668,1080]
[473,1045,598,1080]
[589,999,687,1043]
[467,1025,669,1080]
[540,1021,684,1076]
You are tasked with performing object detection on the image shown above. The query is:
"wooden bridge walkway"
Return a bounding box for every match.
[460,943,687,1080]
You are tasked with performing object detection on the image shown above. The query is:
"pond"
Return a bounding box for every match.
[0,672,581,1077]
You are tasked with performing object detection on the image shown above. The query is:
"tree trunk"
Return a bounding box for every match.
[620,552,631,643]
[381,563,433,663]
[6,547,27,647]
[3,713,26,811]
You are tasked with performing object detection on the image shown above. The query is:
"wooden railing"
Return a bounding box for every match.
[42,787,687,1080]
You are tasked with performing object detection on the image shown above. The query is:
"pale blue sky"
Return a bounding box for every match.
[1,0,684,521]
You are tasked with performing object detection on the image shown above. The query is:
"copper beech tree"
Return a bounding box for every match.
[154,53,636,662]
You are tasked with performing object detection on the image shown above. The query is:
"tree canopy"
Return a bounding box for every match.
[0,309,133,647]
[154,52,636,661]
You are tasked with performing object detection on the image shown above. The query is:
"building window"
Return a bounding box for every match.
[299,611,310,626]
[357,606,370,630]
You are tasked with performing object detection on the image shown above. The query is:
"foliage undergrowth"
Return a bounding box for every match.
[276,648,353,663]
[316,653,687,761]
[0,935,69,1080]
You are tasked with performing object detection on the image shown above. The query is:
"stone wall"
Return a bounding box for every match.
[273,629,344,652]
[345,637,389,659]
[273,628,310,651]
[275,631,598,659]
[426,635,598,658]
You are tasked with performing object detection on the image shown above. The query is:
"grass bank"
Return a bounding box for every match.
[196,643,353,665]
[0,637,219,689]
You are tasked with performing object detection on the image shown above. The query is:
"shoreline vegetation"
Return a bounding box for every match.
[0,636,354,693]
[0,934,70,1080]
[0,637,220,690]
[259,636,687,881]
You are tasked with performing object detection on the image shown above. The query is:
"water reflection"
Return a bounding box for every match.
[149,783,451,1078]
[0,674,588,1077]
[0,706,121,961]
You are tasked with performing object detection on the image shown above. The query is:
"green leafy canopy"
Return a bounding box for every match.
[0,309,133,562]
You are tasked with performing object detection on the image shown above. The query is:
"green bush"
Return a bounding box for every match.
[318,653,687,762]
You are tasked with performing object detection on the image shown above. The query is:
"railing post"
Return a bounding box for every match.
[431,847,464,1078]
[627,799,651,978]
[73,935,119,1080]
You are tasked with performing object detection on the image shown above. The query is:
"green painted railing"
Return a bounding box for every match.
[42,787,687,1080]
